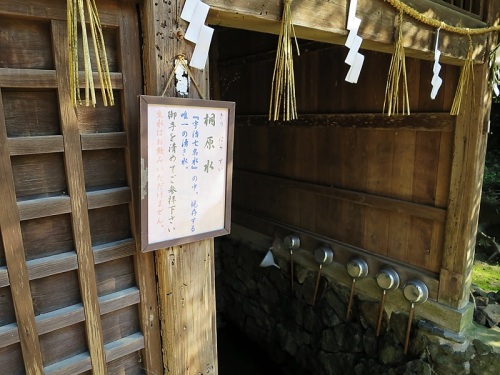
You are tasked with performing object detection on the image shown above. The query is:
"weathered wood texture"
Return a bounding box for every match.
[156,242,218,375]
[0,90,44,374]
[439,0,500,309]
[215,25,461,305]
[0,1,162,373]
[141,0,218,373]
[206,0,490,65]
[215,0,498,309]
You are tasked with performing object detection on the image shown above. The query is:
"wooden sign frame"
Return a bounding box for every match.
[139,95,235,252]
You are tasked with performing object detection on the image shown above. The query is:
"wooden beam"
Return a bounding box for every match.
[155,240,218,375]
[52,20,107,375]
[104,332,145,363]
[439,1,500,309]
[119,3,164,375]
[44,353,91,375]
[36,304,85,337]
[0,69,122,90]
[37,287,140,338]
[98,287,141,316]
[235,169,447,222]
[141,1,218,374]
[0,89,44,374]
[0,323,19,349]
[236,113,455,132]
[18,195,71,221]
[206,0,489,65]
[80,132,127,150]
[0,69,57,88]
[87,187,131,210]
[0,266,8,287]
[0,0,120,26]
[8,135,64,156]
[26,252,78,281]
[92,238,136,264]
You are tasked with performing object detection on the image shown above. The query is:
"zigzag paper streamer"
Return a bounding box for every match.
[345,0,365,83]
[430,28,443,100]
[494,69,500,97]
[180,0,214,70]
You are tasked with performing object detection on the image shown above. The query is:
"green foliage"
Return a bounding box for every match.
[472,261,500,292]
[483,149,500,189]
[474,103,500,291]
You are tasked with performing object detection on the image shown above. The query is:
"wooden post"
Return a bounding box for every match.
[439,2,500,309]
[140,1,217,374]
[119,4,164,374]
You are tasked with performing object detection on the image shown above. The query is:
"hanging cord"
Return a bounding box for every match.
[451,33,475,115]
[385,0,500,35]
[269,0,300,121]
[67,0,114,107]
[383,10,410,116]
[161,55,206,99]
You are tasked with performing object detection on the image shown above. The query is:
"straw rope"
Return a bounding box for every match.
[451,34,475,115]
[385,0,500,35]
[383,11,410,116]
[68,0,114,107]
[161,55,206,100]
[269,0,300,121]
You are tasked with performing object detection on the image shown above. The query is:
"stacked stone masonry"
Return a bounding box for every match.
[215,237,500,375]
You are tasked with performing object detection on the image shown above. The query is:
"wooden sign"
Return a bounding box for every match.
[139,96,235,252]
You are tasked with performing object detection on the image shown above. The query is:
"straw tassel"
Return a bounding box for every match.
[451,34,474,116]
[384,11,410,116]
[269,0,300,122]
[67,0,114,107]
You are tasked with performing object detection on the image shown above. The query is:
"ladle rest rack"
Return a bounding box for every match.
[230,211,474,334]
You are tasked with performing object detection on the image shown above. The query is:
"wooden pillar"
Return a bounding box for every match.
[140,1,217,374]
[118,3,164,374]
[439,2,500,309]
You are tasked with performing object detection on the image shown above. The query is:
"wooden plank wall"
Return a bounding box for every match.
[214,29,460,275]
[140,0,219,373]
[0,1,162,374]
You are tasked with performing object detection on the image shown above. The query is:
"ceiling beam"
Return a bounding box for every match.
[206,0,492,65]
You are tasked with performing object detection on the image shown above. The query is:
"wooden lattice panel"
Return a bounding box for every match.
[0,1,162,374]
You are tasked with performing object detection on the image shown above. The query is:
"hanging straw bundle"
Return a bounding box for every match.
[383,10,410,116]
[269,0,300,121]
[67,0,114,107]
[451,34,474,116]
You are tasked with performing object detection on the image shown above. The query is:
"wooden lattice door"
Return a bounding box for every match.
[0,1,162,374]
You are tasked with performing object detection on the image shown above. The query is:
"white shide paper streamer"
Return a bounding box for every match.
[430,28,443,100]
[345,0,365,84]
[179,0,214,71]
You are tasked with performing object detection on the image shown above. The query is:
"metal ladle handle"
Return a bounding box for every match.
[404,302,415,354]
[284,235,300,292]
[375,268,400,336]
[346,279,356,321]
[312,264,323,306]
[376,290,387,336]
[402,280,428,355]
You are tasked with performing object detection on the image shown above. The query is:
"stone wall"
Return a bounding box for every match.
[215,236,500,375]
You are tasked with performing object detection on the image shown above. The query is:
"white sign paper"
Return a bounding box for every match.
[140,96,235,251]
